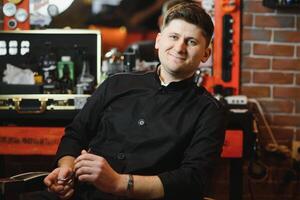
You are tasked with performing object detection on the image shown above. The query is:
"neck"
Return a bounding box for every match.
[158,65,193,85]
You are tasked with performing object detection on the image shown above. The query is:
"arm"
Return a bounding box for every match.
[54,79,110,164]
[44,80,110,199]
[74,150,164,199]
[157,102,228,200]
[127,175,164,199]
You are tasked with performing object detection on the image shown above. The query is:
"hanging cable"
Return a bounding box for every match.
[248,98,291,157]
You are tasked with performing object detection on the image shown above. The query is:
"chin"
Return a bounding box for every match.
[164,65,182,73]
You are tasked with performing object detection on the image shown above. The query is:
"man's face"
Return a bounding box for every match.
[155,19,211,80]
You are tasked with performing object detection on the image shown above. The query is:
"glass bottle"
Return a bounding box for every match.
[59,63,74,94]
[40,42,59,94]
[77,51,95,94]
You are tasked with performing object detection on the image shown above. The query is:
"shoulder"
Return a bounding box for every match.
[101,71,156,91]
[194,86,227,111]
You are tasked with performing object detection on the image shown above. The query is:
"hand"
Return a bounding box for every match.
[74,150,126,195]
[44,167,75,200]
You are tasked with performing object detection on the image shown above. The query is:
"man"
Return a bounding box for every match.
[41,2,227,200]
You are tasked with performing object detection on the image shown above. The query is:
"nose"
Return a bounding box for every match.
[174,38,187,53]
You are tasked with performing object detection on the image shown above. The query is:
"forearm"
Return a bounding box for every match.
[118,174,164,199]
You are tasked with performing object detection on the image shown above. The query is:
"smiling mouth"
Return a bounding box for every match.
[168,53,186,61]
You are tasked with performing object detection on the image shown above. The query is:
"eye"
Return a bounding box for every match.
[169,34,178,40]
[187,39,197,46]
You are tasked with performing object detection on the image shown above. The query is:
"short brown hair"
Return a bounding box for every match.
[162,0,188,15]
[162,2,214,47]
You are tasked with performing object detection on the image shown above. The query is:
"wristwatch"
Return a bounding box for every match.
[127,174,134,196]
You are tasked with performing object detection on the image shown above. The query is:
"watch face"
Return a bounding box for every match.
[8,0,23,4]
[15,8,29,22]
[3,2,17,17]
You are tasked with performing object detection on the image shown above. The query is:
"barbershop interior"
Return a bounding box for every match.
[0,0,300,199]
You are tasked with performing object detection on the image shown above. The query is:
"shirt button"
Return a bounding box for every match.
[117,153,126,160]
[138,119,145,126]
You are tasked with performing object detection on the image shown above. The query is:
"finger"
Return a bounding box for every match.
[44,176,52,187]
[77,174,95,182]
[66,176,75,186]
[49,183,64,193]
[57,174,74,185]
[44,168,60,186]
[81,149,87,154]
[74,159,97,173]
[75,155,106,168]
[57,184,73,196]
[79,151,101,161]
[75,166,94,178]
[75,154,94,164]
[57,169,73,184]
[59,188,75,200]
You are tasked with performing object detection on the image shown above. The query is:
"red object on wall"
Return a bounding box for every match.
[0,126,243,158]
[221,130,243,158]
[3,0,30,30]
[203,0,241,95]
[0,127,64,155]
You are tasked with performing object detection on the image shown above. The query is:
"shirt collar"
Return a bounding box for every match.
[153,65,196,91]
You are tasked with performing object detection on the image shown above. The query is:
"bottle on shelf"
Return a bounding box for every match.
[40,41,59,94]
[57,56,74,80]
[123,51,135,72]
[58,56,74,94]
[77,50,95,94]
[59,63,74,94]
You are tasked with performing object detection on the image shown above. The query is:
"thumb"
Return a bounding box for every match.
[81,149,88,154]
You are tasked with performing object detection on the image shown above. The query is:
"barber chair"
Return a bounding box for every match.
[0,172,49,199]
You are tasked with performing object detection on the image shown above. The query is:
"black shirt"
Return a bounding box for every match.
[55,70,227,200]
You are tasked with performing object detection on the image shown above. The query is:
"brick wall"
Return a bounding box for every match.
[241,0,300,144]
[238,0,300,199]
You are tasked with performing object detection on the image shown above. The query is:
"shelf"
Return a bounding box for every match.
[263,0,300,9]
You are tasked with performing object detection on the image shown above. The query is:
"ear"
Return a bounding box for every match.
[155,33,161,50]
[200,47,212,63]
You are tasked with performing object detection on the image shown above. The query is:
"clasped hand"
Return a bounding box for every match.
[44,150,125,199]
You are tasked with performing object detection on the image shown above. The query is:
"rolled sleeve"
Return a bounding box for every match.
[54,79,110,165]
